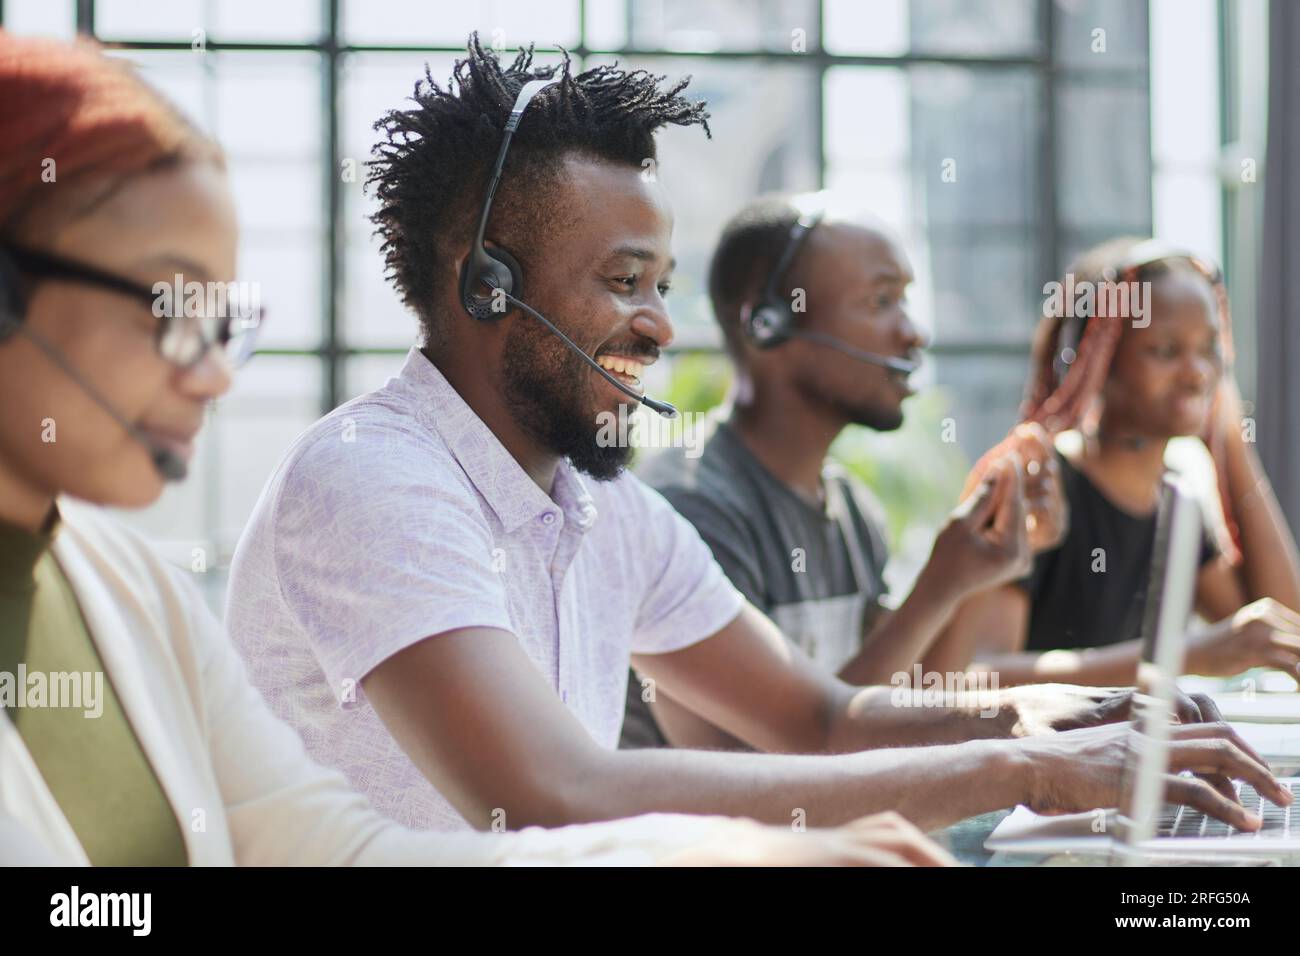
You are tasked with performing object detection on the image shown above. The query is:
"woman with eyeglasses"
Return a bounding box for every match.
[925,236,1300,687]
[0,32,953,867]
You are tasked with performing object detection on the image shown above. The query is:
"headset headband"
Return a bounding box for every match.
[760,207,825,307]
[1102,239,1224,286]
[469,77,560,265]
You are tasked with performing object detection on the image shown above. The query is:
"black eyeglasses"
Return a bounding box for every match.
[5,244,263,369]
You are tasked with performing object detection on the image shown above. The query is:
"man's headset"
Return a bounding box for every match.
[739,207,919,375]
[457,76,677,419]
[0,245,188,482]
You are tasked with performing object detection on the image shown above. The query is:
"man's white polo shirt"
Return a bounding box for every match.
[226,347,744,831]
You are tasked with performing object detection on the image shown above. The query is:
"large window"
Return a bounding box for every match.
[1,0,1262,604]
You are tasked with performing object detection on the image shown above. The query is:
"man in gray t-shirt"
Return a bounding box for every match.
[621,417,892,747]
[621,194,1061,749]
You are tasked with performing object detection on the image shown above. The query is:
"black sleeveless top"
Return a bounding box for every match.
[1016,453,1217,651]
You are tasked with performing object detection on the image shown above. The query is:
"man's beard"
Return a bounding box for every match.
[500,314,634,481]
[842,397,904,432]
[800,369,905,432]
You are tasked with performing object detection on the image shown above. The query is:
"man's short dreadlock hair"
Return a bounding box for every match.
[366,34,710,345]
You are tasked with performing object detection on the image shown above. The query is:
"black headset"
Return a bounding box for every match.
[740,208,825,348]
[458,77,558,321]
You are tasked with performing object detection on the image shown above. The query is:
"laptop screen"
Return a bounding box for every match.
[1119,474,1203,848]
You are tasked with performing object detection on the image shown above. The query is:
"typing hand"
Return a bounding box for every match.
[1018,721,1291,830]
[1001,683,1229,736]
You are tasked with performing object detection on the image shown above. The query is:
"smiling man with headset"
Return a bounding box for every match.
[224,36,1278,838]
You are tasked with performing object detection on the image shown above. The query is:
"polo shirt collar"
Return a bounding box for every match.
[397,347,596,534]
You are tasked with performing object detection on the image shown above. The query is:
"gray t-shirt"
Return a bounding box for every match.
[620,417,891,748]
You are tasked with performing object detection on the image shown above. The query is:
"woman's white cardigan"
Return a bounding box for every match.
[0,500,728,866]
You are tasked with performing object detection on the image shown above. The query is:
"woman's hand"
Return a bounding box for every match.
[959,423,1068,556]
[928,454,1032,599]
[1186,597,1300,678]
[1008,423,1069,553]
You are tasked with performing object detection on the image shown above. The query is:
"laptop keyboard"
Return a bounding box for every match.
[1157,780,1297,840]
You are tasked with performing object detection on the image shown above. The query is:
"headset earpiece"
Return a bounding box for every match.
[741,301,793,348]
[0,246,27,343]
[459,244,525,322]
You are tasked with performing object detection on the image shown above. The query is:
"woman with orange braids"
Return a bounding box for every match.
[0,30,960,866]
[925,237,1300,687]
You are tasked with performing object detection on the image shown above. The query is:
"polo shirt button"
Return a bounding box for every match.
[541,512,557,525]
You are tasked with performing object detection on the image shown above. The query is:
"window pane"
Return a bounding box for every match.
[213,356,324,558]
[97,0,322,42]
[584,0,629,50]
[342,0,579,48]
[211,0,322,42]
[909,65,1038,230]
[96,0,203,39]
[617,0,819,53]
[825,0,1038,56]
[341,53,460,349]
[1054,0,1149,72]
[823,0,908,56]
[928,233,1039,342]
[1151,0,1219,166]
[3,0,76,37]
[214,53,320,162]
[219,53,323,350]
[828,64,1040,345]
[240,236,322,349]
[825,67,910,229]
[1150,0,1222,316]
[908,0,1039,56]
[1056,79,1151,232]
[930,353,1029,461]
[1153,172,1221,260]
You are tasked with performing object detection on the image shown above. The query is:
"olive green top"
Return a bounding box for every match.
[0,508,188,865]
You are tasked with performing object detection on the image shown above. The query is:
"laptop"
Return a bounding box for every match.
[1213,694,1300,724]
[985,475,1300,858]
[1221,723,1300,778]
